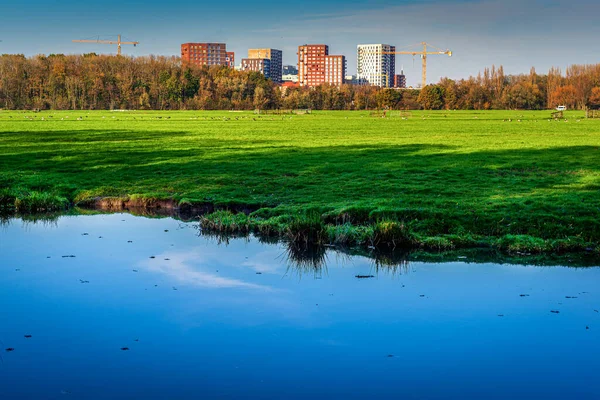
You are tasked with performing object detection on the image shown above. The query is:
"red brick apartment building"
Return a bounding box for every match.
[226,52,235,68]
[181,43,232,67]
[394,74,406,88]
[298,44,346,87]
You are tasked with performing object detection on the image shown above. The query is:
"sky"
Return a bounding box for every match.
[1,0,599,86]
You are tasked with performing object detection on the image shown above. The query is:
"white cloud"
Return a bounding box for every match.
[139,249,275,291]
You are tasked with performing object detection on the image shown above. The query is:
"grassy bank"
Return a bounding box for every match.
[1,109,599,254]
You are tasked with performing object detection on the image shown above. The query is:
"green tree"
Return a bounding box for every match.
[418,85,445,110]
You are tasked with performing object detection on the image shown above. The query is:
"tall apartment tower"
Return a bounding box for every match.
[298,44,346,87]
[247,49,283,82]
[357,44,396,88]
[181,43,231,67]
[241,58,271,79]
[226,52,235,68]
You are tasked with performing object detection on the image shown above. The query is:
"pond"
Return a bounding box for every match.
[1,213,599,399]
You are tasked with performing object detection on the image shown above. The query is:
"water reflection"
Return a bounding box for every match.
[139,249,275,291]
[1,213,600,399]
[283,243,329,278]
[3,209,600,269]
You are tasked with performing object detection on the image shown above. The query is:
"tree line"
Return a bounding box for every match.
[1,53,599,111]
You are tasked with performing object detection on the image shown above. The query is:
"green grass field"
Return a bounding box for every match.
[1,109,599,254]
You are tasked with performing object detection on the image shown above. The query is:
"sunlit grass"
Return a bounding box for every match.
[1,109,599,253]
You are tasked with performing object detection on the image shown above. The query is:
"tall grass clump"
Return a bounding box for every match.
[284,212,327,247]
[13,191,69,213]
[371,220,415,249]
[199,211,250,234]
[0,189,17,212]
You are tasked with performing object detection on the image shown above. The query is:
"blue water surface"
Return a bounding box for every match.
[1,214,599,399]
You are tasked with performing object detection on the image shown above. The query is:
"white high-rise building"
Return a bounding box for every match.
[357,44,396,88]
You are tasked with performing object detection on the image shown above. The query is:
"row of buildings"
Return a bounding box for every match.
[180,42,407,89]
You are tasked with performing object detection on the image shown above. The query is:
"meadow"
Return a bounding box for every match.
[1,109,599,254]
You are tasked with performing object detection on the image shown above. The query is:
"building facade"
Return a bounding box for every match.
[226,52,235,68]
[298,44,346,87]
[357,44,396,88]
[241,58,271,79]
[247,49,282,82]
[282,65,298,75]
[181,43,231,67]
[282,74,298,83]
[394,73,406,88]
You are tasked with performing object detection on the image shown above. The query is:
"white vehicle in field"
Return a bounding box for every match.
[556,105,567,111]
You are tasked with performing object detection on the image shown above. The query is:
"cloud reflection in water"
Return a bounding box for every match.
[139,249,275,291]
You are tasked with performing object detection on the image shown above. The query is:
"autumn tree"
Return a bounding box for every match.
[1,53,599,112]
[551,85,578,109]
[587,87,600,109]
[418,85,445,110]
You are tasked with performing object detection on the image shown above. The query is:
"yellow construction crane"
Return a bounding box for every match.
[72,35,139,56]
[391,42,452,88]
[360,42,452,88]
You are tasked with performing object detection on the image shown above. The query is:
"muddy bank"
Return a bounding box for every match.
[77,197,263,221]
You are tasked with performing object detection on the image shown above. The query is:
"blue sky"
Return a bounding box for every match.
[1,0,599,86]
